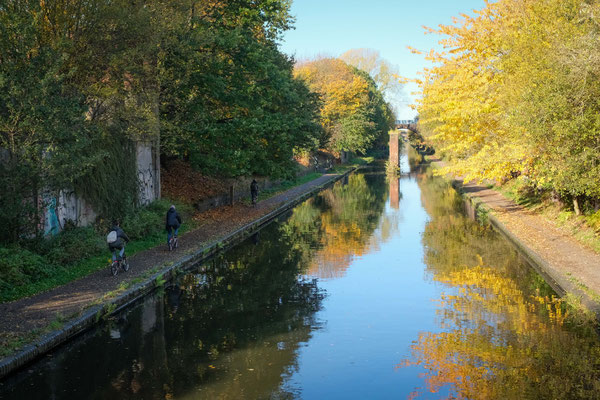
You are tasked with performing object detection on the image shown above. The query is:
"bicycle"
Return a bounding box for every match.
[168,235,178,251]
[110,255,129,276]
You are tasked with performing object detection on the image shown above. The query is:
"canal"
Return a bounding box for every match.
[2,154,600,399]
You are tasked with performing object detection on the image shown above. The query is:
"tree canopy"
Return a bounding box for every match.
[0,0,323,242]
[415,0,600,209]
[294,58,394,155]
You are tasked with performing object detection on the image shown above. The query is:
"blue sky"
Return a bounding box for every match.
[279,0,487,119]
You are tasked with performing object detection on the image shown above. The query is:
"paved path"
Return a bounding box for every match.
[438,160,600,305]
[0,172,344,350]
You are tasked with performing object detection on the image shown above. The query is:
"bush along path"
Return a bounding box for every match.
[0,169,353,378]
[429,157,600,315]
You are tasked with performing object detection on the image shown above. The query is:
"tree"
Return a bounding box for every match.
[158,0,322,178]
[0,0,325,242]
[0,0,96,241]
[415,0,600,210]
[294,58,394,155]
[339,48,404,113]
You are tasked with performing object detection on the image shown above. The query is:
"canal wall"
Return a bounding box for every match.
[0,169,356,379]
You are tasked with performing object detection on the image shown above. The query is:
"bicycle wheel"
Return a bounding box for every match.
[110,261,119,276]
[174,238,178,248]
[121,258,129,272]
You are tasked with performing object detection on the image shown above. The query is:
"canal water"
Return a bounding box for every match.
[2,155,600,399]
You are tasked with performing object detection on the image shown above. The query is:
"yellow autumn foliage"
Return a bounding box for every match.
[415,0,600,200]
[294,58,394,154]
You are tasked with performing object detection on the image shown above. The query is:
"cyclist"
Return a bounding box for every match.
[166,205,182,246]
[107,220,130,262]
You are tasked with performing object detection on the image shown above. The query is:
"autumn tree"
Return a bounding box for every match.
[415,0,600,212]
[294,58,394,155]
[340,48,404,114]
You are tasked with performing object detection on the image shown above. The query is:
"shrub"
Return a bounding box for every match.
[121,199,193,240]
[0,248,58,291]
[122,209,163,240]
[586,211,600,233]
[45,227,105,266]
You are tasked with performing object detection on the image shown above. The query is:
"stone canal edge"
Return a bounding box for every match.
[0,168,355,379]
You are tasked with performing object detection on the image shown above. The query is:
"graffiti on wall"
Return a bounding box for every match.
[44,197,60,236]
[138,168,155,205]
[136,141,158,205]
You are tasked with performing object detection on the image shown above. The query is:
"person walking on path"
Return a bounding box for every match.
[251,179,259,206]
[166,205,182,245]
[107,220,130,262]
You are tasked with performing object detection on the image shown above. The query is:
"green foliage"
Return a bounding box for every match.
[45,227,105,266]
[385,161,400,177]
[0,1,95,243]
[586,211,600,233]
[122,209,163,240]
[335,113,376,154]
[158,1,322,179]
[0,248,58,291]
[254,172,323,202]
[1,0,320,245]
[74,133,139,222]
[350,156,375,165]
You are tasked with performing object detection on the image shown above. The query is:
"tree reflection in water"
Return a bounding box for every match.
[284,173,388,279]
[401,168,600,400]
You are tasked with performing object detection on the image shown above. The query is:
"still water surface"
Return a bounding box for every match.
[2,155,600,399]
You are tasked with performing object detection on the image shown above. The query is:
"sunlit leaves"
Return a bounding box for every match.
[294,58,394,154]
[416,0,600,199]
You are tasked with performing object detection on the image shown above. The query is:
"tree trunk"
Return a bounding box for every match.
[573,197,581,216]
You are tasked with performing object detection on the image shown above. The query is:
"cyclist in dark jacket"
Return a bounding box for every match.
[108,220,130,262]
[166,205,182,245]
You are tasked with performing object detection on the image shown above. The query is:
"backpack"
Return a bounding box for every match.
[107,230,118,244]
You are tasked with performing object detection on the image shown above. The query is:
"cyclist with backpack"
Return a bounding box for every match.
[107,220,130,262]
[166,205,182,249]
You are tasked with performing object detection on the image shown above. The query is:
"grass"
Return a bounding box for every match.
[566,273,600,304]
[0,228,194,303]
[494,178,544,209]
[0,311,77,357]
[349,156,375,165]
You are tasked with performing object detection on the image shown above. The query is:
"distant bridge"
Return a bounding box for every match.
[395,119,418,131]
